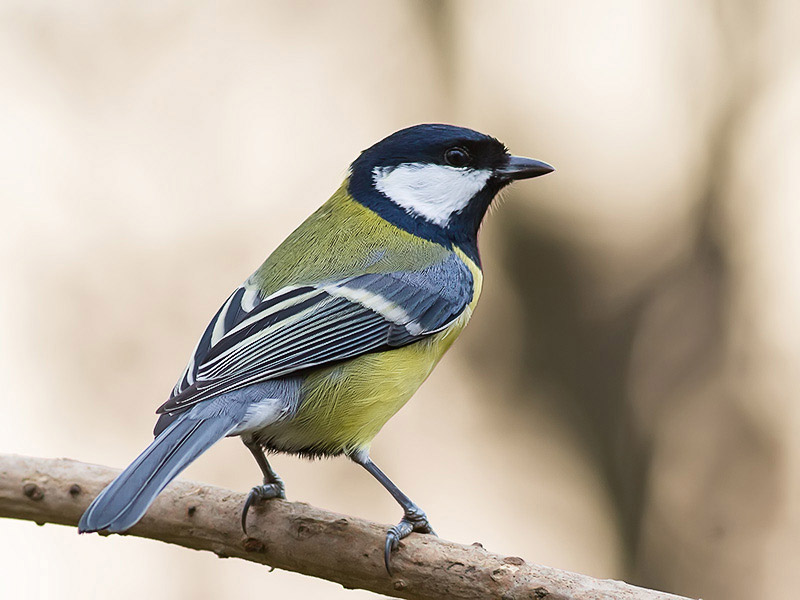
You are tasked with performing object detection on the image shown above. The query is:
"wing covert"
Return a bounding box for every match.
[160,253,473,414]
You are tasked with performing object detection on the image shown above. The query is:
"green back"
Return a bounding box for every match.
[250,181,452,294]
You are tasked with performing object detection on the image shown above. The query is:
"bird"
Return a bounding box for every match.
[78,123,554,574]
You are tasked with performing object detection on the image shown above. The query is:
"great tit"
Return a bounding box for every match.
[78,123,553,573]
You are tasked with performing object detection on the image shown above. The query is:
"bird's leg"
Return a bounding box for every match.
[241,439,285,534]
[350,451,436,576]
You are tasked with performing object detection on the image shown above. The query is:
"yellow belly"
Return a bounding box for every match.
[257,310,462,455]
[259,248,482,456]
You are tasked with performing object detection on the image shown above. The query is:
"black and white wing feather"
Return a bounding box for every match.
[159,254,473,415]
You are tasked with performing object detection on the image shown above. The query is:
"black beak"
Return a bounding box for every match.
[496,155,555,180]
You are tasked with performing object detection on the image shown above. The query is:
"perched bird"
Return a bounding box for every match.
[78,123,553,573]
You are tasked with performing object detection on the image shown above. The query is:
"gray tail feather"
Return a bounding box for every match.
[78,411,238,533]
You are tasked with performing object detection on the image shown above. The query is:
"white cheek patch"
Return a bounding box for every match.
[373,163,492,226]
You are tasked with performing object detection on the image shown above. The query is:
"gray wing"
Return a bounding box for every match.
[158,253,473,415]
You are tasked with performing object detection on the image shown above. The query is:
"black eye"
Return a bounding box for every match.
[444,146,471,168]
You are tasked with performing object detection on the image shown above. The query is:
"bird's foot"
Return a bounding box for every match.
[384,505,436,576]
[241,481,286,534]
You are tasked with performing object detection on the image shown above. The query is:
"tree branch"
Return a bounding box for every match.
[0,453,693,600]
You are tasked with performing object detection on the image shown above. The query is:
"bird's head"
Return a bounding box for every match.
[348,124,553,261]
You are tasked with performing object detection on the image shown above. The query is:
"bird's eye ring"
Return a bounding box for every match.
[444,147,471,168]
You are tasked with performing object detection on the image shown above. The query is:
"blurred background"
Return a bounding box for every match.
[1,1,799,599]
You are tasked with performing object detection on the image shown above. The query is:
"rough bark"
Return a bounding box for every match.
[0,453,694,600]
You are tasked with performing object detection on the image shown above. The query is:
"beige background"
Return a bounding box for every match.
[2,2,799,599]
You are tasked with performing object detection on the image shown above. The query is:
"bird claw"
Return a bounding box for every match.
[241,482,286,534]
[383,507,436,576]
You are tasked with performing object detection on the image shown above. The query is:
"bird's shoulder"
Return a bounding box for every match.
[250,181,463,294]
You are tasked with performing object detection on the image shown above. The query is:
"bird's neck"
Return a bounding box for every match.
[346,175,490,266]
